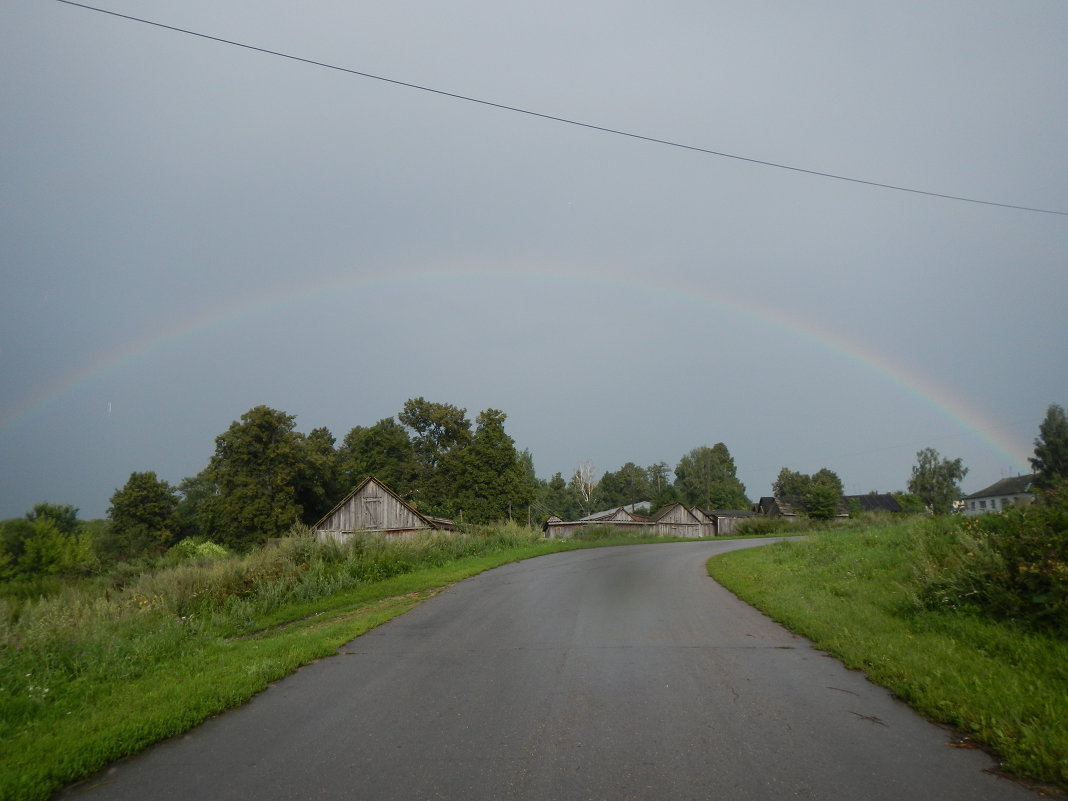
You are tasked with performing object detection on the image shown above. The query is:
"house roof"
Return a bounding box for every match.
[709,509,760,518]
[314,476,455,531]
[651,503,701,523]
[578,506,647,523]
[964,474,1036,500]
[843,494,902,513]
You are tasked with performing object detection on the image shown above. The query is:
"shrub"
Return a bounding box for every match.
[915,482,1068,634]
[167,538,230,562]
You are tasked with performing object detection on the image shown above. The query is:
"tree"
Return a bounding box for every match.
[569,461,599,516]
[534,471,581,521]
[295,426,341,523]
[1031,403,1068,489]
[338,418,417,496]
[772,467,843,519]
[907,448,968,515]
[18,517,94,575]
[805,468,844,520]
[106,471,180,558]
[772,468,811,500]
[200,406,308,549]
[674,444,749,510]
[445,409,536,523]
[598,463,653,509]
[398,398,472,475]
[26,503,81,535]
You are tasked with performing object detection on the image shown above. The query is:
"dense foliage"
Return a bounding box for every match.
[1031,403,1068,490]
[907,447,968,514]
[771,466,844,519]
[915,482,1068,634]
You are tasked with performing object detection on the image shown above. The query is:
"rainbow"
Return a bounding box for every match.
[0,262,1033,470]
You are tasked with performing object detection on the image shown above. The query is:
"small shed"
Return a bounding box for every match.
[756,496,802,519]
[756,496,848,520]
[314,476,456,542]
[710,509,760,535]
[543,506,649,538]
[651,503,711,538]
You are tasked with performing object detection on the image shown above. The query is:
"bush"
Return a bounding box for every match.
[167,538,230,562]
[915,483,1068,634]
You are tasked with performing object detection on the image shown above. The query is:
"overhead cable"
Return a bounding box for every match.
[55,0,1068,217]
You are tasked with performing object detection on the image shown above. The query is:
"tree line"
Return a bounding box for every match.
[2,402,1064,579]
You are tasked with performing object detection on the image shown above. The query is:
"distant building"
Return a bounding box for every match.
[708,509,760,535]
[756,496,849,519]
[843,494,902,514]
[542,506,651,538]
[542,502,713,538]
[962,475,1036,516]
[649,503,713,538]
[314,476,456,541]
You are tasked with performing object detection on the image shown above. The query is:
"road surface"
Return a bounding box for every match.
[61,540,1041,800]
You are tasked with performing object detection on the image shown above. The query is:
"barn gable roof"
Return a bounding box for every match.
[314,476,455,533]
[651,503,701,524]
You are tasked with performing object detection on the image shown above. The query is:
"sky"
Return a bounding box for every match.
[3,0,1066,520]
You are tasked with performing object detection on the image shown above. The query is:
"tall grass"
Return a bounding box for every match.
[0,522,552,800]
[708,517,1068,791]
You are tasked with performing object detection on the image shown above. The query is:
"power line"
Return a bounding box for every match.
[56,0,1068,217]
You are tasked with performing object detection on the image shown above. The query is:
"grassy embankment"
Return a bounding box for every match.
[708,516,1068,792]
[0,524,681,801]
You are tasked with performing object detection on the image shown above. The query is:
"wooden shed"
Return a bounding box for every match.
[314,476,456,542]
[709,509,760,535]
[650,503,712,538]
[543,506,650,538]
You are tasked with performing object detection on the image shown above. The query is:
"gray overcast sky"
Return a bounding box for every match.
[3,0,1066,519]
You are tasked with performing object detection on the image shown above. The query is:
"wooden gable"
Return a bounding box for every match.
[315,477,453,538]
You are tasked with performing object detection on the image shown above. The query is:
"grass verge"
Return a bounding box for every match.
[1,530,690,801]
[707,520,1068,792]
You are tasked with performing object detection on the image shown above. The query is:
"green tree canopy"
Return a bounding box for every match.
[772,468,811,499]
[805,468,844,519]
[26,503,81,536]
[1031,403,1068,489]
[674,444,749,510]
[16,517,94,575]
[295,426,342,522]
[907,447,968,515]
[200,405,308,549]
[338,418,417,497]
[106,471,180,558]
[443,409,536,523]
[398,398,472,475]
[598,462,653,509]
[773,467,844,519]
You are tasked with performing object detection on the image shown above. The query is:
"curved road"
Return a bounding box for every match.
[62,540,1039,800]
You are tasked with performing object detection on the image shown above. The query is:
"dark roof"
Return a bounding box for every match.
[709,509,760,518]
[964,474,1036,500]
[844,494,902,513]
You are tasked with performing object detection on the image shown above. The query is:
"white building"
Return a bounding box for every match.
[962,474,1036,516]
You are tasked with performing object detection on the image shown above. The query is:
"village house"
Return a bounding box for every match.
[962,475,1036,516]
[314,476,456,542]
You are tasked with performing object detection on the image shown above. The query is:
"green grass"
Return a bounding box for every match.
[707,519,1068,791]
[0,526,688,801]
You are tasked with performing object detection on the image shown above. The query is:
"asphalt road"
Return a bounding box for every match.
[61,540,1041,800]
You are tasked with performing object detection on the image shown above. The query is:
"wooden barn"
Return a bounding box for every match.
[314,476,456,542]
[650,503,713,537]
[542,506,650,538]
